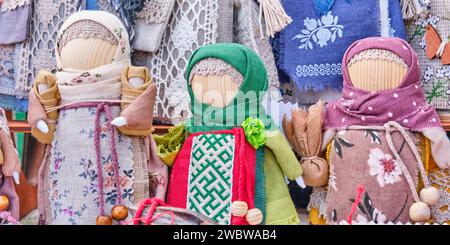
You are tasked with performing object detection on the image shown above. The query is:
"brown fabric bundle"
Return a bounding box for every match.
[282,100,328,187]
[28,71,59,144]
[119,66,156,137]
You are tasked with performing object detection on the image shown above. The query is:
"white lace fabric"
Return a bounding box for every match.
[0,0,30,12]
[14,0,80,94]
[58,20,118,52]
[131,0,219,122]
[348,49,408,68]
[0,45,14,79]
[429,169,450,224]
[234,0,281,101]
[307,187,328,219]
[136,0,173,24]
[189,58,244,86]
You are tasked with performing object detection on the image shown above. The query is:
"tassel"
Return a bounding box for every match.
[258,0,292,38]
[400,0,428,20]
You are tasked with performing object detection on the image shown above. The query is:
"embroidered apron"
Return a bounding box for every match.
[39,80,149,225]
[167,127,256,225]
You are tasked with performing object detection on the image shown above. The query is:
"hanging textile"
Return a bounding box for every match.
[13,0,82,100]
[407,0,450,110]
[273,0,408,105]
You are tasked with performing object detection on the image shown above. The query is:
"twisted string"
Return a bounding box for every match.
[60,101,122,216]
[132,198,175,225]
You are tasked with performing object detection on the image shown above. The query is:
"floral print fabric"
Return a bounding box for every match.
[47,106,135,225]
[326,129,420,224]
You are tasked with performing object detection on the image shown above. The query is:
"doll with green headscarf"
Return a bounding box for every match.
[154,43,303,225]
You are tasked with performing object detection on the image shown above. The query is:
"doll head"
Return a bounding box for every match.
[324,37,441,131]
[189,58,243,108]
[347,48,408,91]
[184,43,274,132]
[56,11,130,71]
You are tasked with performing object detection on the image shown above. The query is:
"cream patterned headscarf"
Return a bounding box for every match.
[54,10,131,86]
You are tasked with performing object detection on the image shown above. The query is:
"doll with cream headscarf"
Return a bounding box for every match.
[27,11,168,225]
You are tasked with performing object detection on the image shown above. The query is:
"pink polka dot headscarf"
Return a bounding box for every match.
[324,37,441,131]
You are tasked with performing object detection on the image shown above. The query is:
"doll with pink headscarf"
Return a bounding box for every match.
[308,37,450,224]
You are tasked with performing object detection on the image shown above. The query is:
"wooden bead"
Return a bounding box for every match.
[245,208,263,225]
[231,201,248,217]
[409,202,431,222]
[96,215,113,225]
[420,187,440,206]
[0,195,9,211]
[111,205,129,221]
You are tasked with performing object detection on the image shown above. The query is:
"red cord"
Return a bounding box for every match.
[346,185,365,225]
[132,198,175,225]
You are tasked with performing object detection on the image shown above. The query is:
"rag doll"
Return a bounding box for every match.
[27,11,168,225]
[154,43,303,225]
[0,108,21,225]
[308,37,450,224]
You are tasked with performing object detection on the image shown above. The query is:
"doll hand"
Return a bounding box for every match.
[36,120,49,134]
[111,117,127,127]
[295,176,306,189]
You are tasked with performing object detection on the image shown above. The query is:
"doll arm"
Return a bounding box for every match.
[422,127,450,169]
[153,124,189,166]
[0,175,20,222]
[27,71,60,144]
[0,130,20,181]
[321,129,336,152]
[265,130,303,181]
[112,66,156,137]
[146,135,169,200]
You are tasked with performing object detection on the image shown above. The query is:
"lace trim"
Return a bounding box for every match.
[0,45,14,79]
[58,20,118,52]
[131,0,219,122]
[429,169,450,224]
[0,0,30,12]
[307,187,328,219]
[296,63,342,77]
[348,49,408,68]
[189,58,244,86]
[136,0,174,24]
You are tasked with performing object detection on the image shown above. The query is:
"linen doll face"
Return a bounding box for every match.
[347,49,408,92]
[58,20,118,70]
[189,58,243,108]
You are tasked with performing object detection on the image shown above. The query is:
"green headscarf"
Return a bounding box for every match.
[184,43,274,133]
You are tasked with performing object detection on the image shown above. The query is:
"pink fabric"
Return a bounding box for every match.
[166,128,256,225]
[146,136,168,201]
[121,84,156,131]
[324,37,441,131]
[27,91,47,127]
[0,131,20,176]
[0,176,19,221]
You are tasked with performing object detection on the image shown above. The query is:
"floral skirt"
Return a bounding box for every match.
[38,107,149,225]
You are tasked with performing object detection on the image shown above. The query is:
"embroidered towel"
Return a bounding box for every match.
[275,0,381,92]
[274,0,407,100]
[406,0,450,110]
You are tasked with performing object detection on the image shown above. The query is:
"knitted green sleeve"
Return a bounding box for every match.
[153,124,189,166]
[264,129,303,180]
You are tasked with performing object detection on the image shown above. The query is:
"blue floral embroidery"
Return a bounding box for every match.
[293,12,343,50]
